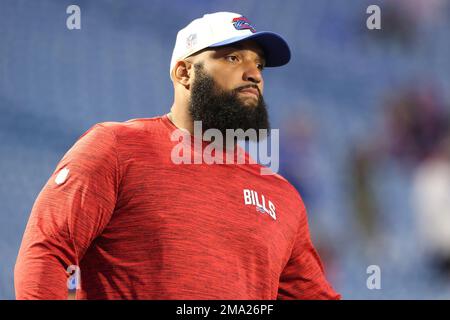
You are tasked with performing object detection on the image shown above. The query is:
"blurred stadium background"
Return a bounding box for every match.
[1,0,450,299]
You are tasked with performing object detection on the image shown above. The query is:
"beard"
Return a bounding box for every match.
[188,63,270,141]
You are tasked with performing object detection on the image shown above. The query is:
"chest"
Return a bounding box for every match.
[106,155,299,269]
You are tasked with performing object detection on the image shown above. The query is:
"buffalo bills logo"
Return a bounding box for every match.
[232,16,256,33]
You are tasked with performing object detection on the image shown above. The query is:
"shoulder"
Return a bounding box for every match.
[244,161,307,217]
[275,172,305,207]
[66,116,165,157]
[89,115,166,137]
[257,166,305,204]
[76,115,169,145]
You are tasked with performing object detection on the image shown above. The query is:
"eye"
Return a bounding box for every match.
[225,55,239,63]
[257,63,265,71]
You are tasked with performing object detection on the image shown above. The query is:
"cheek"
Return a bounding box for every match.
[203,67,226,88]
[214,75,238,93]
[212,76,230,90]
[207,65,241,90]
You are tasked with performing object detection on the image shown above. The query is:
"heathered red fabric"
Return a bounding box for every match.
[14,114,340,300]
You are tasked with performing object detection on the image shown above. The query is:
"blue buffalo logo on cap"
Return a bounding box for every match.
[232,16,256,33]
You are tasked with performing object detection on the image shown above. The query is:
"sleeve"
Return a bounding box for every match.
[14,123,121,300]
[277,203,341,300]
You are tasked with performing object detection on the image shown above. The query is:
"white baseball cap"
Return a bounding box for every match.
[169,12,291,79]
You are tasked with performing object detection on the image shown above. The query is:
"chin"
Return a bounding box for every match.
[240,97,259,108]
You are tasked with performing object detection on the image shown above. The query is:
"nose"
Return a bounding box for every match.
[242,63,262,84]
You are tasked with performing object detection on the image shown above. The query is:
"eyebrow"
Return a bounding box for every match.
[219,44,266,64]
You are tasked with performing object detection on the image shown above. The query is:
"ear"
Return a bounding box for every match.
[173,60,193,87]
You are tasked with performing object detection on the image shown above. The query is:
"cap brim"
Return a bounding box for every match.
[208,31,291,67]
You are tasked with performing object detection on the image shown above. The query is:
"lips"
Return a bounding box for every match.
[239,87,259,97]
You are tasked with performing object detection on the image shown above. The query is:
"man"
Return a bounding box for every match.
[15,11,341,300]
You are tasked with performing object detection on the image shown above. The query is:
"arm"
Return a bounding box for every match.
[14,124,120,299]
[277,203,341,300]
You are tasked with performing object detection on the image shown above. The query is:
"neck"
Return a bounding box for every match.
[168,103,194,134]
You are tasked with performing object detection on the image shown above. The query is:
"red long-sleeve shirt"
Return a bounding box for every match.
[14,114,340,300]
